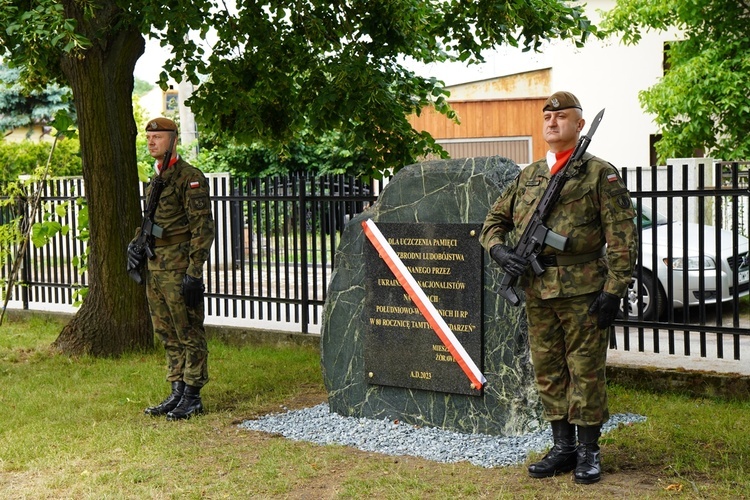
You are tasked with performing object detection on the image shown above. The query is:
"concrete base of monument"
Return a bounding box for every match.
[321,157,546,436]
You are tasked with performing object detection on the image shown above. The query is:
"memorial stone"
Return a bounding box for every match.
[320,156,545,436]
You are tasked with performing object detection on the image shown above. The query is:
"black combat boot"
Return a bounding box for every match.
[528,419,577,478]
[144,381,185,416]
[166,384,204,421]
[575,425,602,484]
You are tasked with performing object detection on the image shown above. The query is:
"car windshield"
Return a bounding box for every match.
[635,202,669,230]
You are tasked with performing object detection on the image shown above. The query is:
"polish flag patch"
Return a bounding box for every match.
[607,173,618,183]
[190,181,200,189]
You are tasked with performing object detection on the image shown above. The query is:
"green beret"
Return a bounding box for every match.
[145,117,178,132]
[543,91,582,112]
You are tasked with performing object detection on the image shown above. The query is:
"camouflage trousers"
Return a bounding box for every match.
[146,269,209,388]
[525,290,609,426]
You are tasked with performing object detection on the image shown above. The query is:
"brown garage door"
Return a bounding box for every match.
[435,137,532,164]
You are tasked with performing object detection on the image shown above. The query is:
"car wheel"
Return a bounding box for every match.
[621,269,665,320]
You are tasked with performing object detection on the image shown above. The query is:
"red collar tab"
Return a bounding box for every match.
[550,148,574,175]
[158,156,178,170]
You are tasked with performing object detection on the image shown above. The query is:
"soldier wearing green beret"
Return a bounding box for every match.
[128,117,215,421]
[480,91,637,484]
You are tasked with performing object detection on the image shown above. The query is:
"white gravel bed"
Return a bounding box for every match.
[238,403,646,468]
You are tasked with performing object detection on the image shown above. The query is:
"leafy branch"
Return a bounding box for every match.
[0,110,77,324]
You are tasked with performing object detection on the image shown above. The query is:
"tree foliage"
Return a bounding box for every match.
[0,64,76,136]
[603,0,750,162]
[133,77,154,98]
[0,139,82,180]
[0,0,597,177]
[0,0,596,356]
[196,128,370,177]
[178,1,596,177]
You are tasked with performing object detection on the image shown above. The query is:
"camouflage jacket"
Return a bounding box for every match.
[143,157,215,278]
[480,153,637,299]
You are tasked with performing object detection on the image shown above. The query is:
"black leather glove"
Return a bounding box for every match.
[126,242,145,272]
[181,274,205,308]
[588,291,622,329]
[489,244,527,277]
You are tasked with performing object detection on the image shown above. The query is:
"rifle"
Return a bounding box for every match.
[127,133,175,284]
[498,108,605,306]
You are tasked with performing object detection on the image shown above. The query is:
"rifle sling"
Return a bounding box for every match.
[538,247,605,267]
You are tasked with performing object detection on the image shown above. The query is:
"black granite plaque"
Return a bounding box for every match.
[364,222,483,396]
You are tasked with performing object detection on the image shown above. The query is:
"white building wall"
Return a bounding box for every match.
[544,0,681,169]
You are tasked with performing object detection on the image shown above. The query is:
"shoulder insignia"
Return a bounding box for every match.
[616,194,631,209]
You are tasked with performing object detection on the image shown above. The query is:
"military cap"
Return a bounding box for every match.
[543,91,582,111]
[145,117,178,132]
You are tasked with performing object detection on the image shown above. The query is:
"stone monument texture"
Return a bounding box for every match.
[320,156,545,436]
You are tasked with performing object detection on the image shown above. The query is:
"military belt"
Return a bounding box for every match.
[154,230,191,247]
[539,247,605,267]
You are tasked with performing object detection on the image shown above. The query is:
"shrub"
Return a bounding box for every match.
[0,138,82,180]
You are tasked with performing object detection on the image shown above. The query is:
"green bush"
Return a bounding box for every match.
[195,129,370,177]
[0,138,82,180]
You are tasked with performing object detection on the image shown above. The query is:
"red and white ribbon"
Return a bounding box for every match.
[362,219,486,389]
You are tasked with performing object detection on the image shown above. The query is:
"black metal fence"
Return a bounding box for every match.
[0,172,382,333]
[203,173,379,333]
[1,161,748,362]
[0,177,89,311]
[618,160,749,361]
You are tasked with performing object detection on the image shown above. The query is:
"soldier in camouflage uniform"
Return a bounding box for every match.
[128,117,215,421]
[480,92,637,484]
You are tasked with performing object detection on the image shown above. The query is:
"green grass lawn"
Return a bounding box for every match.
[1,312,749,498]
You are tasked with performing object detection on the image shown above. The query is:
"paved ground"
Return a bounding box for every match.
[608,310,750,375]
[608,341,750,376]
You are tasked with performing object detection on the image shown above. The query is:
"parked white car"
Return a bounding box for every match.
[625,204,750,320]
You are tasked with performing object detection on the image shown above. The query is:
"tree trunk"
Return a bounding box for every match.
[53,3,153,356]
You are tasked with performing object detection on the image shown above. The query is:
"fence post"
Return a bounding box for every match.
[298,175,309,334]
[20,193,30,310]
[230,180,242,270]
